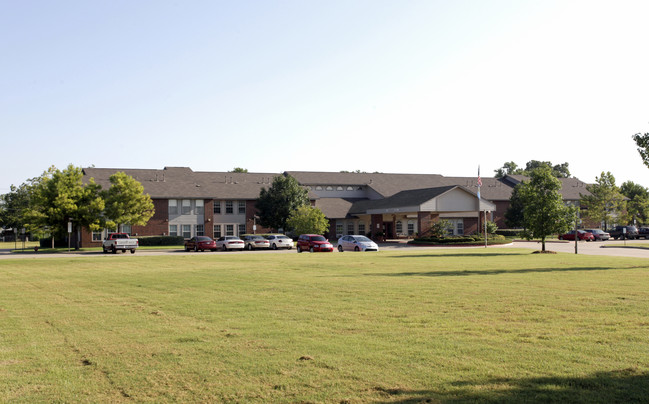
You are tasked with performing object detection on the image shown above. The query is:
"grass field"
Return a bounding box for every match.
[1,249,648,403]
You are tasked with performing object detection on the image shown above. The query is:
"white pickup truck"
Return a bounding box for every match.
[102,233,139,254]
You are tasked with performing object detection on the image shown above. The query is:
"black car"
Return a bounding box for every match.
[638,227,649,239]
[609,225,639,240]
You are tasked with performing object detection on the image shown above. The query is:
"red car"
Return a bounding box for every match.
[297,234,334,253]
[558,230,595,241]
[184,236,217,252]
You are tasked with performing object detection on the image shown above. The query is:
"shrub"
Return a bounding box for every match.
[496,229,525,238]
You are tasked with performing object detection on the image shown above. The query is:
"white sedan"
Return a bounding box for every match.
[215,236,245,251]
[337,235,379,252]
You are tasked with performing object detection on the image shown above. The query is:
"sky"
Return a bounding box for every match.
[2,0,649,193]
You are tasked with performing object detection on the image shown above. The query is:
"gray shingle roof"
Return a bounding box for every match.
[83,167,280,199]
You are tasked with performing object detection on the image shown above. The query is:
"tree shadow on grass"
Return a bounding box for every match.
[374,368,649,403]
[363,266,623,277]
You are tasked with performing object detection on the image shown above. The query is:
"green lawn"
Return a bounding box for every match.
[1,249,648,403]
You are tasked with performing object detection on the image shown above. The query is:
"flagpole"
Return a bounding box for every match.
[477,166,486,247]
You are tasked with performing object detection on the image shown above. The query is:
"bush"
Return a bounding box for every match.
[137,236,185,246]
[410,234,507,245]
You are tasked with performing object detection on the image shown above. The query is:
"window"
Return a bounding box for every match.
[225,201,233,214]
[347,222,354,235]
[182,224,191,238]
[407,221,415,235]
[358,222,365,236]
[226,224,234,236]
[182,200,191,215]
[238,223,246,235]
[213,224,221,238]
[315,186,323,191]
[238,201,246,214]
[213,200,221,214]
[456,220,464,235]
[396,221,403,234]
[169,200,178,215]
[121,224,132,235]
[346,186,354,191]
[196,200,204,215]
[337,186,343,191]
[326,186,333,191]
[169,225,178,237]
[92,231,103,241]
[336,223,344,236]
[196,224,204,236]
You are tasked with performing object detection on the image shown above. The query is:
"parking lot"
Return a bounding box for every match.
[2,239,649,260]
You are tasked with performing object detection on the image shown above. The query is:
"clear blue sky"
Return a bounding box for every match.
[2,0,649,193]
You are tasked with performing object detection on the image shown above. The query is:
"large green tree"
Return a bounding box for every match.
[103,172,155,231]
[256,174,309,231]
[580,172,626,229]
[25,165,105,246]
[286,206,329,236]
[518,166,575,252]
[0,177,39,233]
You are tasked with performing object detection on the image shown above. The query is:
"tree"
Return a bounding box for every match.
[494,161,522,178]
[504,184,525,228]
[633,132,649,168]
[25,165,105,247]
[0,178,39,233]
[518,166,575,252]
[580,172,626,229]
[286,206,329,235]
[230,167,248,173]
[255,174,309,231]
[620,181,649,225]
[102,172,154,231]
[494,160,571,179]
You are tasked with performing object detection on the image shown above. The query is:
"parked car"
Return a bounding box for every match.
[184,236,217,252]
[264,234,294,250]
[296,234,334,253]
[609,225,639,240]
[558,230,595,241]
[337,235,379,252]
[102,233,138,254]
[242,235,270,250]
[215,236,245,251]
[638,227,649,239]
[584,229,610,241]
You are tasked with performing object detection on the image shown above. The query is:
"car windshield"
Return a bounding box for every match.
[251,236,264,240]
[277,236,290,239]
[197,236,212,242]
[353,236,372,242]
[311,236,326,241]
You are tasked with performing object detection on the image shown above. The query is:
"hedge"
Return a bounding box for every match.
[410,234,510,246]
[495,229,525,238]
[137,236,185,246]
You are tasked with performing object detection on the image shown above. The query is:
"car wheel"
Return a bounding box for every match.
[297,246,302,253]
[247,244,253,251]
[130,249,135,254]
[338,245,343,252]
[194,246,198,252]
[112,246,117,254]
[222,245,227,251]
[309,247,314,253]
[354,246,360,251]
[102,247,107,253]
[558,236,563,240]
[272,243,277,250]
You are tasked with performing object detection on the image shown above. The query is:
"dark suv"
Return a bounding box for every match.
[609,225,639,240]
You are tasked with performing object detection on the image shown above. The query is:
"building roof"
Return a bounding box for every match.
[83,167,280,199]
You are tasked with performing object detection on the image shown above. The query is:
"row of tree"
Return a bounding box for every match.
[0,165,154,246]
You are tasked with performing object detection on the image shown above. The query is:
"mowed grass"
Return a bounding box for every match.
[1,249,648,403]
